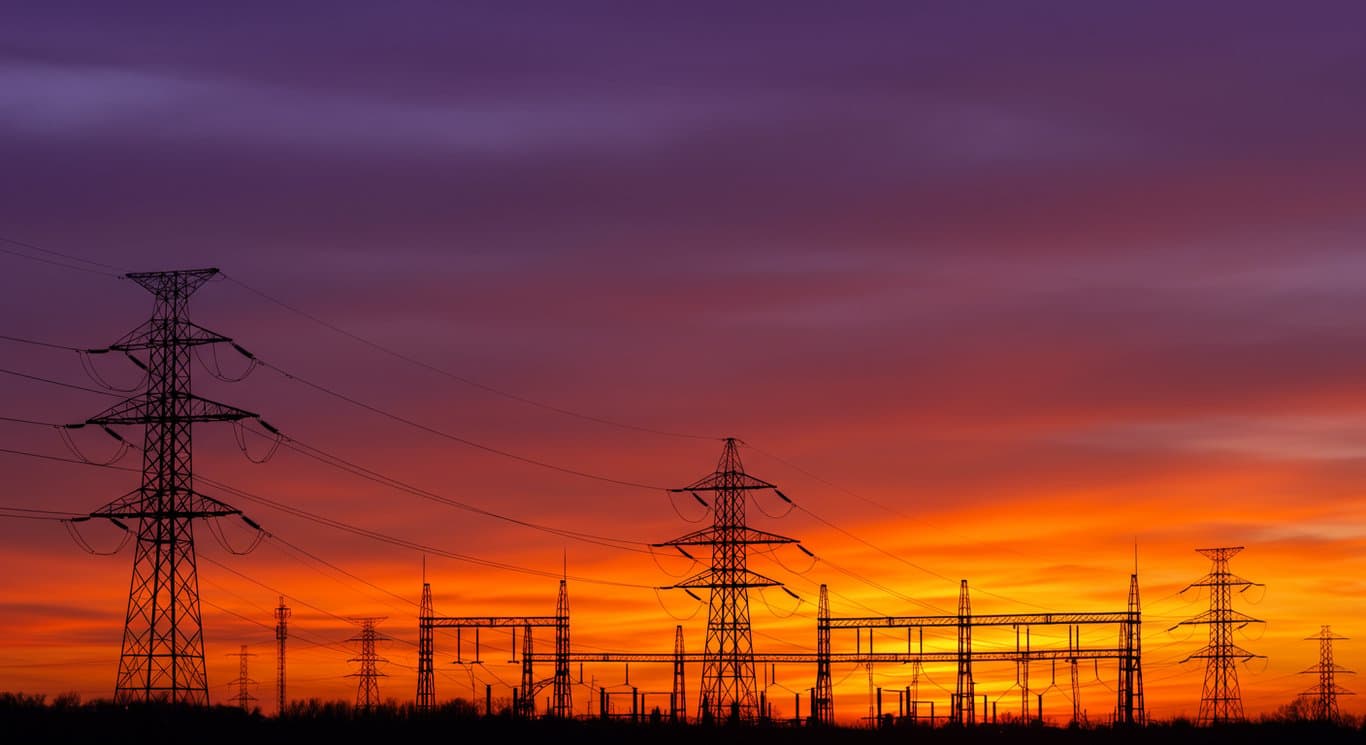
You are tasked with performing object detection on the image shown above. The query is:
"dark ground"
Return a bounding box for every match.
[2,695,1361,745]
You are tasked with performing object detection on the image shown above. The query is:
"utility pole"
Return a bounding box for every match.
[275,595,290,715]
[348,617,389,712]
[1300,626,1353,722]
[227,645,257,712]
[78,268,263,705]
[655,438,797,724]
[1171,546,1263,725]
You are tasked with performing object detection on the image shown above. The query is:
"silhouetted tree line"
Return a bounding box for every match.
[1,691,1361,745]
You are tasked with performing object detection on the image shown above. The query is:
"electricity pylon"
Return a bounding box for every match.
[275,596,290,715]
[655,438,797,724]
[1299,626,1353,722]
[78,268,263,705]
[227,645,257,711]
[1171,546,1264,725]
[348,617,388,711]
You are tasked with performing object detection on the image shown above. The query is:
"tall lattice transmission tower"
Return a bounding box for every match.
[77,268,264,705]
[227,645,257,711]
[1299,626,1353,722]
[1171,546,1264,725]
[656,438,796,723]
[275,596,291,715]
[348,617,389,711]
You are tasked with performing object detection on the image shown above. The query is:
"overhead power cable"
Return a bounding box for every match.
[222,272,718,442]
[0,237,123,278]
[240,424,651,553]
[250,355,668,491]
[0,366,123,397]
[196,471,656,591]
[0,445,652,592]
[0,234,126,273]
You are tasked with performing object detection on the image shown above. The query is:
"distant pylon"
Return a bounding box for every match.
[953,579,975,725]
[275,595,290,715]
[1115,569,1146,725]
[1299,626,1353,722]
[227,645,257,712]
[1171,546,1264,725]
[347,618,389,711]
[78,268,264,706]
[656,437,798,724]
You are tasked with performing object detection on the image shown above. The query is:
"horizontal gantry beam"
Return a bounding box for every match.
[524,648,1131,664]
[426,616,560,628]
[825,612,1134,629]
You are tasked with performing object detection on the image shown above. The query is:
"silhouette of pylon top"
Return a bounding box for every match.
[1195,546,1244,561]
[123,267,220,298]
[671,437,777,492]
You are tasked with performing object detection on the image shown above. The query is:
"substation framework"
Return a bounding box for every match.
[415,577,1144,727]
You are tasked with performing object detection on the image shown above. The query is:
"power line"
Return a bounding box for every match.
[0,366,122,397]
[741,441,1056,613]
[0,334,86,352]
[0,243,121,278]
[0,234,127,273]
[244,424,653,554]
[0,444,657,592]
[198,471,656,590]
[253,357,669,491]
[223,273,717,442]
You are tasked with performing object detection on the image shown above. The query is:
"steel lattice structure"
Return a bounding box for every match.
[347,617,388,711]
[656,438,796,724]
[416,581,435,711]
[275,595,290,715]
[1299,625,1353,721]
[416,579,571,718]
[1116,571,1145,725]
[79,268,260,706]
[227,645,257,711]
[1171,546,1264,725]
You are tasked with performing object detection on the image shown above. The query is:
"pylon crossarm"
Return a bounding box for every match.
[667,567,784,590]
[90,488,246,520]
[675,473,777,492]
[110,320,233,352]
[85,392,260,426]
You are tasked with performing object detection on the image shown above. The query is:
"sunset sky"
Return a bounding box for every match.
[2,1,1365,726]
